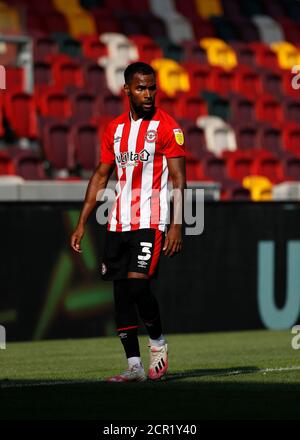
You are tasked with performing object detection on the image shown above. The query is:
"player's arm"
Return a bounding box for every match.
[71,162,115,253]
[163,156,186,257]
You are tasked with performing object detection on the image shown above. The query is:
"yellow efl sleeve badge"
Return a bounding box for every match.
[173,128,184,145]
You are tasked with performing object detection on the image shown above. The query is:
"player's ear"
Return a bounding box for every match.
[124,84,130,96]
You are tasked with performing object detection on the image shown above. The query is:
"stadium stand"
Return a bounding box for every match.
[0,0,300,199]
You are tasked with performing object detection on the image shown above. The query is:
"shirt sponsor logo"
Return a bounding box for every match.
[145,130,158,143]
[173,128,184,145]
[116,149,150,168]
[113,136,122,144]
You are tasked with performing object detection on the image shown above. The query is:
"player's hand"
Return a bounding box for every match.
[163,224,182,257]
[71,224,85,253]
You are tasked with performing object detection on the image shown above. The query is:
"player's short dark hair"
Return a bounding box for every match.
[124,62,156,85]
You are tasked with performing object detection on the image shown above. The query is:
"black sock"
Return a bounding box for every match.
[127,278,163,340]
[114,280,140,358]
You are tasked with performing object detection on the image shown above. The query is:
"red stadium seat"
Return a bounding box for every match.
[43,122,74,171]
[52,59,85,91]
[0,151,16,175]
[232,66,263,99]
[185,152,204,181]
[92,9,121,34]
[79,35,107,60]
[72,123,99,171]
[34,36,59,61]
[255,96,283,124]
[224,150,254,182]
[208,67,235,97]
[175,94,207,121]
[183,123,208,160]
[183,63,211,94]
[5,67,25,92]
[282,124,300,156]
[70,91,97,121]
[83,62,107,94]
[229,97,256,125]
[232,124,261,150]
[251,154,284,184]
[129,35,163,64]
[281,156,300,181]
[181,41,208,64]
[11,149,46,180]
[155,93,177,118]
[5,92,38,138]
[34,62,53,91]
[249,43,280,71]
[39,90,72,119]
[95,92,124,117]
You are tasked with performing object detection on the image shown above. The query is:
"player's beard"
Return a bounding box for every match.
[130,99,155,119]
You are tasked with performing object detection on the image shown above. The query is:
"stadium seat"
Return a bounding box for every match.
[65,11,97,38]
[34,36,59,62]
[175,94,207,121]
[255,95,283,124]
[242,175,273,201]
[155,37,184,62]
[181,41,208,64]
[175,0,198,19]
[230,42,256,68]
[251,15,284,44]
[234,124,261,150]
[5,67,24,92]
[149,0,194,43]
[271,41,300,70]
[92,9,121,34]
[276,17,300,45]
[231,18,260,42]
[95,92,124,117]
[5,92,38,139]
[183,63,211,94]
[195,0,223,19]
[44,12,69,33]
[70,91,97,121]
[52,59,85,91]
[34,62,53,91]
[222,185,251,200]
[232,66,263,99]
[200,38,238,70]
[129,35,163,64]
[12,149,46,180]
[0,3,21,34]
[253,155,284,184]
[196,116,237,156]
[183,123,208,160]
[224,150,254,182]
[43,121,74,172]
[72,122,99,171]
[208,67,234,97]
[53,0,83,14]
[229,97,256,125]
[0,150,16,176]
[38,90,72,119]
[201,91,230,121]
[155,93,177,118]
[79,35,107,60]
[99,32,138,65]
[282,124,300,156]
[185,152,204,181]
[284,99,300,125]
[101,61,127,95]
[51,33,82,58]
[151,59,190,96]
[210,16,240,42]
[281,156,300,181]
[249,42,280,71]
[83,62,107,94]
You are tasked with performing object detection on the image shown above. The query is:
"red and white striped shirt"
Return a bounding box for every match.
[100,107,185,232]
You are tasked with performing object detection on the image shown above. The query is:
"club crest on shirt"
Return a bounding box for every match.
[145,130,158,143]
[173,128,184,145]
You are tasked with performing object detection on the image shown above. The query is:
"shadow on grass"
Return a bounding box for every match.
[1,366,300,420]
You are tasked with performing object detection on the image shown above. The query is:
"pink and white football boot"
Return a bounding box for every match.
[148,343,168,380]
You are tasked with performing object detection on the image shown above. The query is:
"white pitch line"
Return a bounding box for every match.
[1,366,300,389]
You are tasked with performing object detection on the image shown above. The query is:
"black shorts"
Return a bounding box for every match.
[101,228,165,281]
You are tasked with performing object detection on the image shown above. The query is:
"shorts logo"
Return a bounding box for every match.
[101,263,107,275]
[145,130,158,143]
[138,242,153,265]
[173,128,184,145]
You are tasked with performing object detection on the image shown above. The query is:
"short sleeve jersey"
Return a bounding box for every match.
[100,107,185,232]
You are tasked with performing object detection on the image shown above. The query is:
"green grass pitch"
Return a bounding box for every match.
[0,329,300,420]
